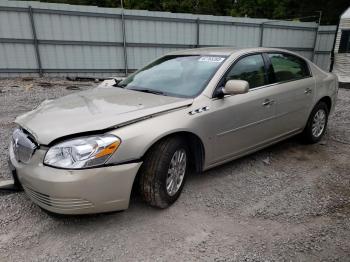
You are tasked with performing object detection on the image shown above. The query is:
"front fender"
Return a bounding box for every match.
[106,105,211,166]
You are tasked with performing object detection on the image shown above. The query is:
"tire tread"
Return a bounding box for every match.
[301,101,329,144]
[139,137,186,208]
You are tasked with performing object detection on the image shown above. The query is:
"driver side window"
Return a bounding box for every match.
[225,54,266,89]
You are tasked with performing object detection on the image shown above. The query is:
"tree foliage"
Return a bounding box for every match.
[30,0,349,24]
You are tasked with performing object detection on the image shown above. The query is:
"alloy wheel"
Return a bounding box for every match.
[166,149,187,196]
[312,109,326,138]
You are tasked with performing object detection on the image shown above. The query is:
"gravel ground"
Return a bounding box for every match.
[0,78,350,261]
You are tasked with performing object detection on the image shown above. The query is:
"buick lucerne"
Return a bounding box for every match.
[8,48,338,214]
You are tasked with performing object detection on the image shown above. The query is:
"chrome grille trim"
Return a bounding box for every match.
[23,185,94,210]
[12,128,38,164]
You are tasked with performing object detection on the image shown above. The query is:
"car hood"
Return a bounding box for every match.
[15,87,193,145]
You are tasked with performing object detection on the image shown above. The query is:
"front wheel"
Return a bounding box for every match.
[138,137,189,208]
[301,102,329,144]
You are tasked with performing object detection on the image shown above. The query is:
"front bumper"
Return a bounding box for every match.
[9,143,142,214]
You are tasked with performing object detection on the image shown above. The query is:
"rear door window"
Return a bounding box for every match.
[268,53,310,83]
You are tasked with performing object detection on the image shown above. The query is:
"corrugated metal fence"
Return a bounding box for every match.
[0,0,337,77]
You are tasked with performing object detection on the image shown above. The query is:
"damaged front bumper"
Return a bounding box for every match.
[8,142,142,215]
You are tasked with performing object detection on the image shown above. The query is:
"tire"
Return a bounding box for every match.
[139,137,189,209]
[301,101,329,144]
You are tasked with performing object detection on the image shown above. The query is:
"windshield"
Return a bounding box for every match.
[119,55,227,98]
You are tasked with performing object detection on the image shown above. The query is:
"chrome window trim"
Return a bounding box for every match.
[249,75,313,91]
[211,50,313,99]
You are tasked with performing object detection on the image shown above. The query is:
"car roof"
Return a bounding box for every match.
[167,47,299,57]
[168,47,238,56]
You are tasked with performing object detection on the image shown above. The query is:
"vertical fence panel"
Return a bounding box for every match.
[314,25,337,70]
[0,6,37,77]
[0,0,336,77]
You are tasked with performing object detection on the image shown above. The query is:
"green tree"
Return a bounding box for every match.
[27,0,349,24]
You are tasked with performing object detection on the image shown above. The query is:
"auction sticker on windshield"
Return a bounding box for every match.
[198,56,225,63]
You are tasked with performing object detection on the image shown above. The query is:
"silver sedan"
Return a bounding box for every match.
[9,47,338,214]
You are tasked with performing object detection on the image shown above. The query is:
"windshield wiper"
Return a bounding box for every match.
[130,88,165,95]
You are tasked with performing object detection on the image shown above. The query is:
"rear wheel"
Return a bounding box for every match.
[301,102,329,144]
[139,137,189,208]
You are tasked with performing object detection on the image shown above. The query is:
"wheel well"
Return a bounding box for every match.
[131,132,205,196]
[318,96,332,112]
[143,132,205,174]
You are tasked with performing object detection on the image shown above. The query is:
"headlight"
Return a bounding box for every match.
[44,135,121,169]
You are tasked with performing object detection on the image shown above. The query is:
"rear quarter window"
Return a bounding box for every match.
[268,53,310,83]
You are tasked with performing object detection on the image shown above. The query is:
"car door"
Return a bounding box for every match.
[265,53,315,135]
[207,53,278,164]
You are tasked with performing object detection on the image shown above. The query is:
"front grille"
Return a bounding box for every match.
[23,185,94,210]
[12,128,37,163]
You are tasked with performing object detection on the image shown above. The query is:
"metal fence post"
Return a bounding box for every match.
[259,23,264,47]
[196,18,200,48]
[312,11,322,62]
[121,8,128,76]
[311,27,319,62]
[28,6,43,77]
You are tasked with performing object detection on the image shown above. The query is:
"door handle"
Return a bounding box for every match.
[304,88,312,94]
[262,99,274,106]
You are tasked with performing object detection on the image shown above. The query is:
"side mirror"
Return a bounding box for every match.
[222,80,249,96]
